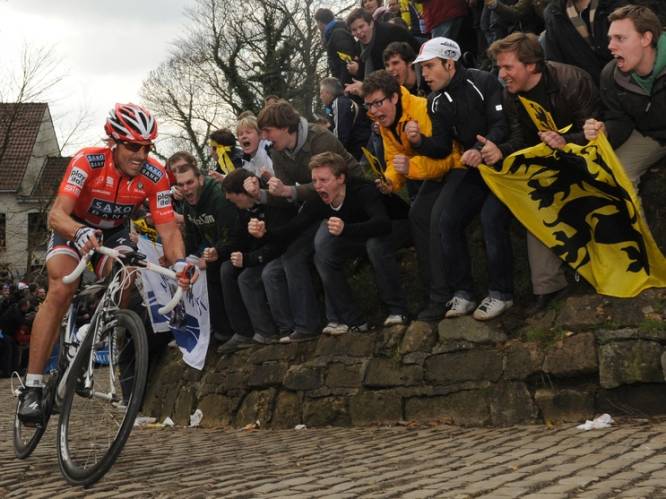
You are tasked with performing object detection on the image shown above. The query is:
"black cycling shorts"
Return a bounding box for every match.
[46,226,136,279]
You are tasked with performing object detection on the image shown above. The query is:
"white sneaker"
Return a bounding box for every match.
[322,322,342,334]
[325,323,369,336]
[473,296,513,321]
[323,323,349,336]
[444,296,476,318]
[383,314,408,326]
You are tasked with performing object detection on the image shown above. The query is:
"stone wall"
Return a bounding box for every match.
[142,288,666,428]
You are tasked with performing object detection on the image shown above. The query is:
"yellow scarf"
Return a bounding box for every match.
[209,140,236,175]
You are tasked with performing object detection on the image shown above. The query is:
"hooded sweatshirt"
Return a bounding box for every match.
[181,176,238,256]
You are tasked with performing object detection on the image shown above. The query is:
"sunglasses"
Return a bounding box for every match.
[119,141,153,153]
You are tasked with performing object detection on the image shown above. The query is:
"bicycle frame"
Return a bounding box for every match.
[56,247,182,405]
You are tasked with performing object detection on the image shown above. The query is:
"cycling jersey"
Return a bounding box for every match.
[58,147,174,230]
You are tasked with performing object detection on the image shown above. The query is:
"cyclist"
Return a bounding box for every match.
[18,103,196,425]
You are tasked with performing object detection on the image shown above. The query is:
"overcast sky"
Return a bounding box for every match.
[0,0,190,155]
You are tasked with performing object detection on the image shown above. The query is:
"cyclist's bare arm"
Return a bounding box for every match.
[155,220,186,264]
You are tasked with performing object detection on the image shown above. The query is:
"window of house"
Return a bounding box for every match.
[28,212,48,250]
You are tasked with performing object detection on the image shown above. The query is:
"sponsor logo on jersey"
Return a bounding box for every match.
[140,163,164,183]
[63,184,81,196]
[106,177,114,187]
[67,167,88,188]
[89,199,135,220]
[86,154,106,169]
[136,181,144,191]
[156,190,171,209]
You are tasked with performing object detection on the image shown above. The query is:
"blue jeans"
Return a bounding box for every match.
[430,16,465,41]
[261,223,321,335]
[408,179,449,305]
[313,221,408,325]
[438,168,514,300]
[205,259,233,337]
[221,261,277,338]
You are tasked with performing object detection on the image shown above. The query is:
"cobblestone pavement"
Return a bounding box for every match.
[2,379,666,498]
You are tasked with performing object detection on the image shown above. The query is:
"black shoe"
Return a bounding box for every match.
[528,289,567,315]
[216,333,255,354]
[18,386,44,426]
[417,302,445,322]
[213,330,232,343]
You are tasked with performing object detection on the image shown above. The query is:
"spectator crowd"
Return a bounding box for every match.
[0,278,45,376]
[41,1,666,359]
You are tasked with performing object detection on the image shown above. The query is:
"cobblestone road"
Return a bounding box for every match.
[2,379,666,498]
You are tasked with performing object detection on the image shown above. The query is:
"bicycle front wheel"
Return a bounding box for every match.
[57,309,148,486]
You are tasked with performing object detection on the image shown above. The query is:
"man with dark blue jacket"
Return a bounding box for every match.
[315,8,360,85]
[320,77,371,160]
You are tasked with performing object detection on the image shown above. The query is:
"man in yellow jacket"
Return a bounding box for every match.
[361,69,462,315]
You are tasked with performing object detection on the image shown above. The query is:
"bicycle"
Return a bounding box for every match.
[13,246,183,486]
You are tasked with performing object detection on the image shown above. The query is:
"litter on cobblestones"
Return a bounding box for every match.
[189,409,203,427]
[162,416,175,427]
[294,424,307,430]
[134,416,157,427]
[241,420,261,431]
[577,413,613,430]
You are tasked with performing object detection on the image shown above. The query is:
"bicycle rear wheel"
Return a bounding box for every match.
[57,309,148,486]
[13,333,65,459]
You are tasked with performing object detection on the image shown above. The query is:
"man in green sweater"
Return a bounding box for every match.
[173,160,238,342]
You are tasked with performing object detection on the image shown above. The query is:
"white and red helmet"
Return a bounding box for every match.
[104,103,157,143]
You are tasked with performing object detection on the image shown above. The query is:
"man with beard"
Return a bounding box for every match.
[173,160,238,343]
[483,32,600,312]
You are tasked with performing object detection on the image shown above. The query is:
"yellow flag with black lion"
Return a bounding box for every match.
[480,98,666,298]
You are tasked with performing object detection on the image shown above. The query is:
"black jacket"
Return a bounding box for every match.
[219,202,296,267]
[499,61,600,156]
[417,66,508,158]
[600,56,666,148]
[361,22,420,78]
[324,20,360,85]
[543,0,622,84]
[267,177,394,241]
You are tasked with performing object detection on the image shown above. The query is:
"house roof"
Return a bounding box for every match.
[0,103,49,191]
[31,156,71,198]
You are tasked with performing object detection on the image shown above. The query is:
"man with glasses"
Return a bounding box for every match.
[361,69,461,320]
[18,103,195,425]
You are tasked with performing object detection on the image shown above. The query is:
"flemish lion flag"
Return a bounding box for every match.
[479,132,666,297]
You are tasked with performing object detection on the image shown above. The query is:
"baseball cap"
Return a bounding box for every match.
[413,37,461,64]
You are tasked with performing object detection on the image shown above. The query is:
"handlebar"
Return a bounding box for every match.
[62,246,184,315]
